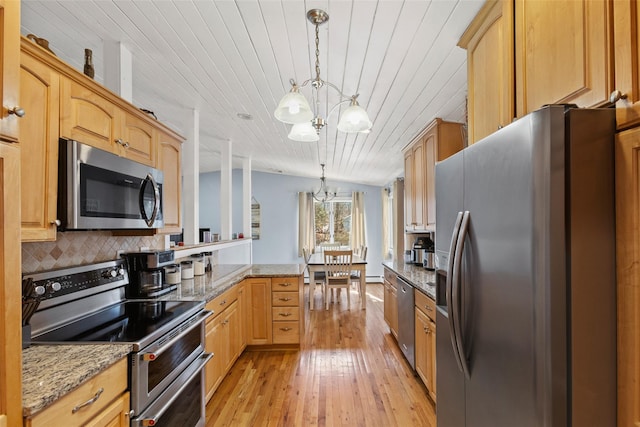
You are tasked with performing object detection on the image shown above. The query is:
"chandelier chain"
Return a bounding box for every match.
[314,23,321,82]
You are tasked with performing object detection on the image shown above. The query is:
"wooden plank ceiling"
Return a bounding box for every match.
[20,0,484,186]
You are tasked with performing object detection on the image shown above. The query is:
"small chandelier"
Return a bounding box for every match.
[312,163,336,203]
[274,9,372,142]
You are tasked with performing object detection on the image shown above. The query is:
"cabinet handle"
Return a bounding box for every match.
[72,388,104,413]
[50,219,61,226]
[278,283,292,287]
[123,141,130,148]
[8,106,25,117]
[219,299,227,306]
[115,138,125,146]
[279,297,292,301]
[424,326,429,334]
[223,319,229,325]
[279,312,292,317]
[279,327,292,331]
[610,90,628,104]
[425,305,432,311]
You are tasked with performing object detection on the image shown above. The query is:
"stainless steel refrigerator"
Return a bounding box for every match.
[434,105,616,427]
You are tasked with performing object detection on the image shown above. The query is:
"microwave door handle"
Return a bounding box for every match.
[140,173,160,227]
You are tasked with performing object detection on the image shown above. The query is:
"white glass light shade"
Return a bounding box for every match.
[288,122,319,142]
[274,90,313,124]
[337,102,372,133]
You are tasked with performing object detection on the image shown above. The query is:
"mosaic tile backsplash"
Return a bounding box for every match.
[22,231,166,273]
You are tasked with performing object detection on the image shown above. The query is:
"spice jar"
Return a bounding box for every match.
[164,264,181,285]
[180,260,194,279]
[203,251,213,272]
[190,253,205,276]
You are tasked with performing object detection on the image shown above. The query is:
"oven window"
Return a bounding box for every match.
[153,372,202,426]
[148,326,201,391]
[80,163,143,219]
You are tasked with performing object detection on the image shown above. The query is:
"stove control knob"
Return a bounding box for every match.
[118,267,125,276]
[102,269,118,278]
[46,281,61,293]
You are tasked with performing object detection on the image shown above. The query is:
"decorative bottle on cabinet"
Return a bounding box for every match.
[83,48,95,78]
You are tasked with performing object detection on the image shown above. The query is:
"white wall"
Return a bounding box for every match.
[199,170,384,278]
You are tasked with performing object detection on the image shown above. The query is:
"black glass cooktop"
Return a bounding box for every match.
[32,300,203,349]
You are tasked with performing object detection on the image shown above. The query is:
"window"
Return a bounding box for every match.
[315,199,351,247]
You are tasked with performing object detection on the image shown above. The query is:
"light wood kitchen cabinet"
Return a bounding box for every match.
[24,358,128,427]
[403,118,463,231]
[615,127,640,427]
[245,277,272,345]
[121,113,155,167]
[157,131,182,234]
[19,41,60,241]
[271,276,303,345]
[612,0,640,131]
[415,289,436,402]
[0,2,22,425]
[514,0,612,117]
[383,268,398,339]
[0,141,21,427]
[60,76,122,153]
[0,0,21,144]
[458,0,514,144]
[205,286,241,402]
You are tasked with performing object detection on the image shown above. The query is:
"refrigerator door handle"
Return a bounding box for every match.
[452,210,471,379]
[446,211,464,373]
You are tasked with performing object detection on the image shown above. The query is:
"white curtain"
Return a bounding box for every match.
[381,188,391,260]
[298,192,315,256]
[350,192,366,251]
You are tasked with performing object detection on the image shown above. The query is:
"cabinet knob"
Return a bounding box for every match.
[115,138,125,146]
[610,90,628,104]
[8,106,25,117]
[50,219,61,226]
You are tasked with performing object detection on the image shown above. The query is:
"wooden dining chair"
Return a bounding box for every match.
[323,250,353,310]
[303,247,325,310]
[351,246,367,296]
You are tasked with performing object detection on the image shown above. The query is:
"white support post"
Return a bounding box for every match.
[182,109,200,245]
[243,157,252,239]
[220,140,232,241]
[103,41,133,102]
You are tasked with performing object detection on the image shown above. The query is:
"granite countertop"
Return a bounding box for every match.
[22,344,132,417]
[22,263,305,417]
[382,259,436,300]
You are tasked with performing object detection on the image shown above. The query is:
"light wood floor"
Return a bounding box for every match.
[205,283,436,426]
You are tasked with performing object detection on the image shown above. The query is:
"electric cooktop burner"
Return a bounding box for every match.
[32,300,203,350]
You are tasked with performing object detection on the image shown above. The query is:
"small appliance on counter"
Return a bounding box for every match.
[122,250,177,298]
[411,236,435,268]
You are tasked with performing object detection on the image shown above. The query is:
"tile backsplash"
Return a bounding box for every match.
[22,231,166,273]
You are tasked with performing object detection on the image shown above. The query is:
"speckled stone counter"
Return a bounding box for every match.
[382,260,436,300]
[22,263,304,417]
[158,263,304,303]
[22,344,132,416]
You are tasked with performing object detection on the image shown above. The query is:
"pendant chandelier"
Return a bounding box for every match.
[274,9,372,142]
[312,163,336,203]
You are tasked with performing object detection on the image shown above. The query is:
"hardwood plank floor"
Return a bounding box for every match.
[205,283,436,426]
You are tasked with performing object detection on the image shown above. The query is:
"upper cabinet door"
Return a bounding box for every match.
[515,0,613,116]
[0,0,21,143]
[612,0,640,130]
[121,113,155,167]
[20,48,60,241]
[458,0,515,144]
[157,132,182,234]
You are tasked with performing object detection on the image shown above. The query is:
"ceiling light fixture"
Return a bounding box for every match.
[312,163,337,203]
[274,9,372,142]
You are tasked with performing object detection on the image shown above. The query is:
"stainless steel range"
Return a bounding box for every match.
[24,259,212,427]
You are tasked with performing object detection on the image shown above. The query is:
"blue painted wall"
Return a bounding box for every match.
[199,170,384,278]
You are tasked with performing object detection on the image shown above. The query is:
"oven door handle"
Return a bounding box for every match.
[134,353,212,426]
[140,310,212,361]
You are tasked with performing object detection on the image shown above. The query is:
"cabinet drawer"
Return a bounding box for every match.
[383,268,397,287]
[272,321,300,344]
[26,358,127,427]
[272,291,299,307]
[271,277,300,291]
[272,306,300,321]
[206,286,238,319]
[415,288,436,322]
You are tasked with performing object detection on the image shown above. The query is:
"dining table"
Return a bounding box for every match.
[307,251,368,309]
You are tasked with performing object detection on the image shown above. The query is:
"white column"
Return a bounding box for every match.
[220,140,232,240]
[182,109,200,245]
[103,41,133,102]
[242,157,252,238]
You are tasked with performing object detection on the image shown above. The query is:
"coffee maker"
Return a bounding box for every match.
[411,236,436,269]
[122,250,176,298]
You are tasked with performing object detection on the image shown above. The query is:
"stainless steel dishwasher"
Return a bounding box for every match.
[396,275,415,369]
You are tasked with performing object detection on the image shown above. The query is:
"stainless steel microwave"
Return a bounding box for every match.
[58,139,164,230]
